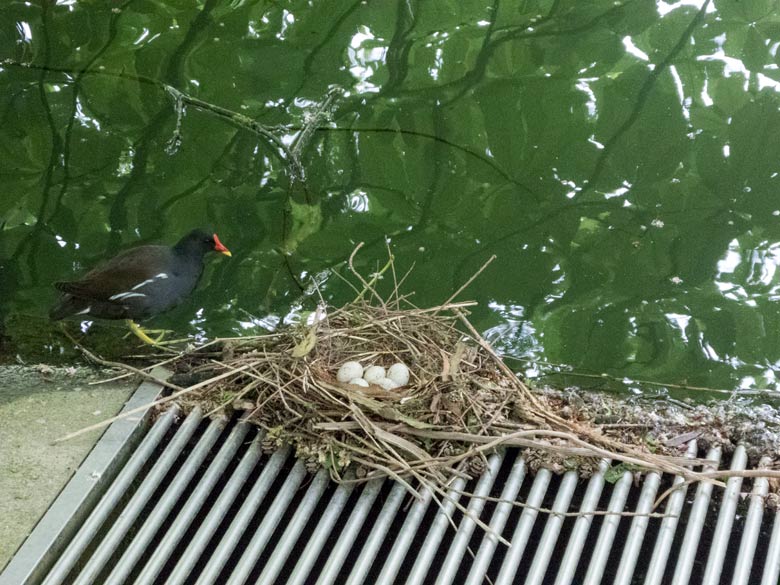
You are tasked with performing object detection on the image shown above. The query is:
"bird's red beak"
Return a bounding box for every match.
[213,234,232,257]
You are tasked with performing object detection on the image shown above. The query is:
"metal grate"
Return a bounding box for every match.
[3,378,780,585]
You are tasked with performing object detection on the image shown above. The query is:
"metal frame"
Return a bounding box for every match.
[0,373,163,585]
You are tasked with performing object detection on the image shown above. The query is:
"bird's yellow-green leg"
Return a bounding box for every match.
[126,320,166,345]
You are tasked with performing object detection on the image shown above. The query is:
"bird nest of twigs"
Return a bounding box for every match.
[156,247,730,500]
[176,298,528,484]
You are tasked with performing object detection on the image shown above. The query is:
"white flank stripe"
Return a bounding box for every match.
[131,278,155,290]
[131,272,169,290]
[108,291,147,301]
[76,306,91,315]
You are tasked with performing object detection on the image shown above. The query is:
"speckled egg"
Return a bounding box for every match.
[337,361,363,383]
[378,377,400,390]
[363,365,386,384]
[387,362,410,386]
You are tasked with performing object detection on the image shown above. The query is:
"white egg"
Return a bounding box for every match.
[378,377,400,390]
[349,377,369,387]
[337,361,363,382]
[387,362,410,386]
[363,365,386,384]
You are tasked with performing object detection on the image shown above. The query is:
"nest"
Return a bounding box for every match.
[175,300,536,482]
[161,251,720,499]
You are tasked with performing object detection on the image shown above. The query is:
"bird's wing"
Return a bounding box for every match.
[54,245,172,301]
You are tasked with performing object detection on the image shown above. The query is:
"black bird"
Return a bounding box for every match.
[50,229,231,344]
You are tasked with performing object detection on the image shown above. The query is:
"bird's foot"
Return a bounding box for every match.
[125,320,173,345]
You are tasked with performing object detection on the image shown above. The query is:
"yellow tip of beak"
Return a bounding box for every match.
[221,250,232,257]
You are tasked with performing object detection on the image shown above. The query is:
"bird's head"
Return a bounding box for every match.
[176,229,232,258]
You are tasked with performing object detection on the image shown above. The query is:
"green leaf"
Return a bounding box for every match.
[742,26,769,72]
[290,328,317,358]
[604,463,632,484]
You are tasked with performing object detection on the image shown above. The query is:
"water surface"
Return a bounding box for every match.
[2,0,780,399]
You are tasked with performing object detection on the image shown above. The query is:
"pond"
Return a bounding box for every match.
[1,0,780,400]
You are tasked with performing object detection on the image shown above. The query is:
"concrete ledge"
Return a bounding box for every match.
[0,366,137,571]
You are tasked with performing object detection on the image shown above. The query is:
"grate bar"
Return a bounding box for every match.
[225,459,308,585]
[315,478,385,585]
[346,480,408,585]
[523,469,579,585]
[643,441,698,585]
[552,459,609,585]
[164,432,265,585]
[731,455,770,585]
[133,421,252,584]
[761,509,780,585]
[195,445,292,585]
[702,445,747,585]
[405,474,469,585]
[68,407,205,585]
[464,456,527,585]
[287,471,356,585]
[613,470,662,585]
[494,468,553,585]
[101,416,228,584]
[40,405,179,585]
[374,484,433,585]
[581,468,633,585]
[435,453,504,585]
[256,467,331,584]
[670,446,722,585]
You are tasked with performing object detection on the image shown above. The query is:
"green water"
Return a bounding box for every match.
[1,0,780,398]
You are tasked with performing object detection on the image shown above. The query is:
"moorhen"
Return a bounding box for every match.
[49,229,231,344]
